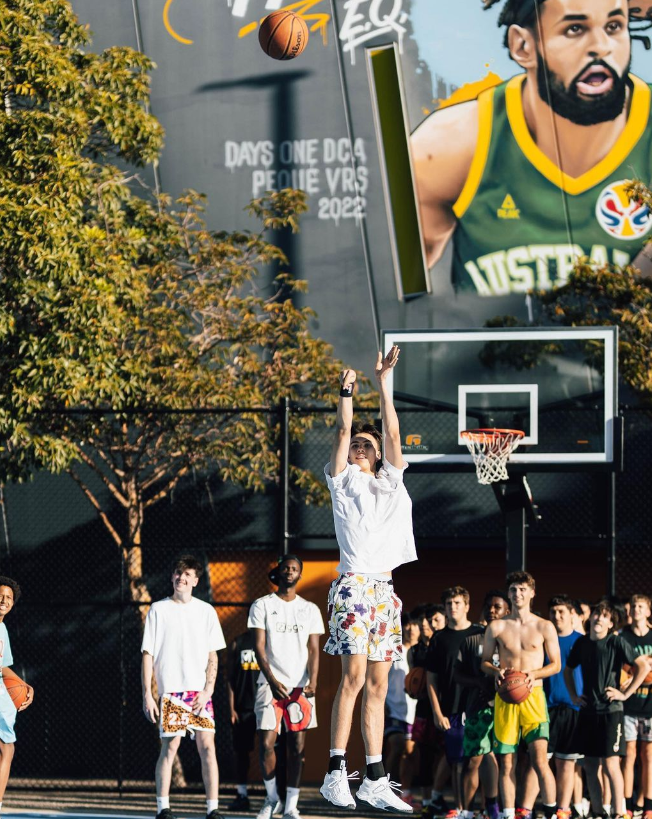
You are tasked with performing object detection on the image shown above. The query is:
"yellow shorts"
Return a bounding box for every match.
[492,685,549,754]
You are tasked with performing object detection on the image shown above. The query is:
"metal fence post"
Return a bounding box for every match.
[279,397,290,557]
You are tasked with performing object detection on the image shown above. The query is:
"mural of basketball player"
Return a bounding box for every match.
[410,0,652,297]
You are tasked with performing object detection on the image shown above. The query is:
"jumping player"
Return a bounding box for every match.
[481,571,561,819]
[249,554,324,819]
[0,577,32,813]
[320,346,417,812]
[142,555,226,819]
[410,0,652,296]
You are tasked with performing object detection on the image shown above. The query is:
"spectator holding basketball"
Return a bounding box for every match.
[481,571,561,819]
[141,555,226,819]
[0,576,32,813]
[248,554,324,819]
[320,346,417,812]
[565,600,650,819]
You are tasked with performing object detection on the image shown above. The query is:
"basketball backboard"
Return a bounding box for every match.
[385,327,619,470]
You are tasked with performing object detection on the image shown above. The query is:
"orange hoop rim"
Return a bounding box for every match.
[461,428,525,443]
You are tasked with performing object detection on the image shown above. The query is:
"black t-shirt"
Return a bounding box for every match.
[425,624,484,716]
[566,633,638,713]
[408,639,431,718]
[228,631,260,714]
[620,628,652,717]
[456,628,496,716]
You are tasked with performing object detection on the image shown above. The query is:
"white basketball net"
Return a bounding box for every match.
[461,429,525,485]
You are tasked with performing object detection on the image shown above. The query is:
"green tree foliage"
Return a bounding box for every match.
[535,260,652,400]
[0,0,371,605]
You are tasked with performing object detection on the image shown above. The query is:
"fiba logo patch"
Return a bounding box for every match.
[595,181,652,241]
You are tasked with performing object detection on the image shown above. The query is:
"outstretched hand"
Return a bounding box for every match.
[340,369,356,391]
[375,346,400,383]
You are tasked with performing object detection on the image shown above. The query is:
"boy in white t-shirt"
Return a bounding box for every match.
[142,555,226,819]
[320,346,417,813]
[248,554,325,819]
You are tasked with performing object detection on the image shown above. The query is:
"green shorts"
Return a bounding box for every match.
[463,707,494,757]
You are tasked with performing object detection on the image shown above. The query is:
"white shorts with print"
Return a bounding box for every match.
[323,573,403,662]
[625,714,652,742]
[254,682,317,733]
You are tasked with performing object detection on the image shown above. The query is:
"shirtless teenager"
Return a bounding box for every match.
[481,572,561,819]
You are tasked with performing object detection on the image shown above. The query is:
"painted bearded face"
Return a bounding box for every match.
[532,0,631,124]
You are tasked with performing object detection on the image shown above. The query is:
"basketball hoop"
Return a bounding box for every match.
[461,428,525,485]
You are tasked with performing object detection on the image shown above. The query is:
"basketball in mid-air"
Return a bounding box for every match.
[4,675,30,710]
[404,666,427,699]
[498,670,530,705]
[258,11,309,61]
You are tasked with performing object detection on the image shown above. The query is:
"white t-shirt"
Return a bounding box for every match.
[386,651,417,724]
[141,597,226,693]
[247,593,325,689]
[324,460,417,574]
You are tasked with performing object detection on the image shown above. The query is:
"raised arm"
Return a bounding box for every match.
[376,346,406,469]
[330,368,355,477]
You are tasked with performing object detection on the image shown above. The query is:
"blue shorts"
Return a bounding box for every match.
[444,713,465,764]
[0,685,17,743]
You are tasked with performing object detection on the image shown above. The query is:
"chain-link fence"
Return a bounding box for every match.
[0,405,650,790]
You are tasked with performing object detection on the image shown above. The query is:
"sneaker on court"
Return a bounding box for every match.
[443,811,460,819]
[206,811,225,819]
[642,812,652,819]
[634,811,644,819]
[558,811,572,819]
[357,775,414,813]
[156,811,176,819]
[515,811,532,819]
[257,797,283,819]
[282,810,302,819]
[229,795,251,812]
[320,766,358,809]
[431,797,450,818]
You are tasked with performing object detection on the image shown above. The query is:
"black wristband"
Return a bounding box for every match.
[339,384,354,397]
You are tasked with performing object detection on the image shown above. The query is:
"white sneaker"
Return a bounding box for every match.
[282,810,301,819]
[320,766,359,809]
[256,798,283,819]
[357,775,414,813]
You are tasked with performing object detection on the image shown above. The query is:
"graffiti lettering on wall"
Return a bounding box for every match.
[164,0,408,60]
[224,137,369,225]
[339,0,407,63]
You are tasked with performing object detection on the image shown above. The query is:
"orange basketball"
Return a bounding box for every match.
[258,11,309,61]
[405,666,427,699]
[623,662,652,686]
[498,670,530,705]
[4,675,30,709]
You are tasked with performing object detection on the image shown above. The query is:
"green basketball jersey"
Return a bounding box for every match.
[451,74,652,296]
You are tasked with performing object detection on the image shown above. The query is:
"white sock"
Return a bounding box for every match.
[504,810,516,819]
[603,806,611,816]
[264,778,278,802]
[207,800,219,813]
[330,748,346,756]
[463,811,474,819]
[573,805,584,818]
[285,787,300,814]
[366,754,382,764]
[157,797,170,813]
[237,785,248,797]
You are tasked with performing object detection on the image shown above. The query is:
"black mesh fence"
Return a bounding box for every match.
[0,404,650,789]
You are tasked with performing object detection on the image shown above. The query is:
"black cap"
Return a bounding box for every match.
[268,554,304,586]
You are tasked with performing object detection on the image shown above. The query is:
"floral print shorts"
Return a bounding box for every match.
[324,573,403,662]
